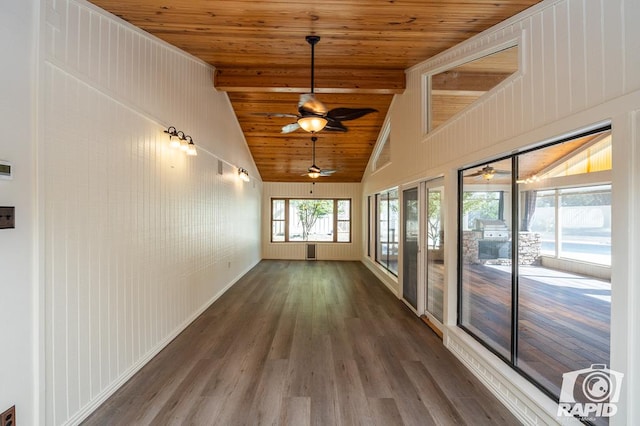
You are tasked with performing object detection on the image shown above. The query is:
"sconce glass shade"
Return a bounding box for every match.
[187,141,197,156]
[180,135,190,152]
[238,168,250,182]
[297,115,327,133]
[165,126,181,148]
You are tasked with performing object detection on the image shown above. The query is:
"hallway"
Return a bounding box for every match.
[83,260,519,425]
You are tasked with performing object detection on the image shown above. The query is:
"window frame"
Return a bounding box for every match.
[422,37,521,136]
[270,198,352,243]
[457,124,613,402]
[375,188,400,276]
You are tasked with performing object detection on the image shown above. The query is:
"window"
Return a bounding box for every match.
[458,126,612,405]
[336,199,351,242]
[272,199,286,242]
[428,45,519,131]
[270,198,351,243]
[367,195,372,257]
[373,121,391,171]
[461,191,504,230]
[376,189,399,275]
[459,159,513,360]
[531,186,611,265]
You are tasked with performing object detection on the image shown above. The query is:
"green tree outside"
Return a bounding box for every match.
[291,200,333,241]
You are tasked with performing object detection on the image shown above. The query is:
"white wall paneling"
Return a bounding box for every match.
[262,182,362,260]
[360,0,640,424]
[41,0,262,424]
[0,1,37,425]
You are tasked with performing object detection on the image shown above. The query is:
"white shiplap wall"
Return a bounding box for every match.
[0,2,37,425]
[361,0,640,424]
[41,1,261,424]
[262,182,362,260]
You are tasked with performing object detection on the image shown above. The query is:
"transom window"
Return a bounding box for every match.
[271,198,351,243]
[427,44,519,132]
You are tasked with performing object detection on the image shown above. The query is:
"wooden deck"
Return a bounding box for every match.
[462,263,611,396]
[83,260,519,425]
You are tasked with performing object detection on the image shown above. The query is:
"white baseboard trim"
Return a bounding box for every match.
[443,327,580,426]
[360,257,399,296]
[65,258,261,426]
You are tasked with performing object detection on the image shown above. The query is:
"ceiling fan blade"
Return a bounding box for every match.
[252,112,299,118]
[308,164,321,173]
[281,122,301,133]
[320,169,336,176]
[298,93,327,115]
[324,118,348,132]
[326,107,377,121]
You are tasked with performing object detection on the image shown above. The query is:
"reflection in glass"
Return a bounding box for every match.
[376,189,400,275]
[403,188,419,308]
[430,46,519,130]
[558,186,611,265]
[459,160,512,359]
[516,132,611,405]
[426,186,444,322]
[458,127,612,411]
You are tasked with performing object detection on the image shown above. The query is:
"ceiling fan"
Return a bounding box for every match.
[258,35,378,134]
[302,136,336,178]
[466,165,510,181]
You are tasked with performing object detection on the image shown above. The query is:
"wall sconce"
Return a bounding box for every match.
[238,167,250,182]
[164,126,181,148]
[165,126,197,156]
[176,130,186,150]
[186,136,197,156]
[179,133,189,152]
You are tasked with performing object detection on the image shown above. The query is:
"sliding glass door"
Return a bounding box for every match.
[425,180,445,323]
[402,187,419,309]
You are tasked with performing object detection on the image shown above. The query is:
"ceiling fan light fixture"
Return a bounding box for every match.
[481,166,496,180]
[308,171,321,179]
[298,115,328,133]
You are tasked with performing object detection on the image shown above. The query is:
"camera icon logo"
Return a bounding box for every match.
[557,364,624,420]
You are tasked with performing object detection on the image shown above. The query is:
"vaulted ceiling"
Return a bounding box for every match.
[88,0,541,182]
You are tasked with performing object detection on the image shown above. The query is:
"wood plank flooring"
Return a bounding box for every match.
[83,260,519,426]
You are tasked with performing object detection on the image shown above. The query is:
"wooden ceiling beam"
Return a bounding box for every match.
[215,67,405,94]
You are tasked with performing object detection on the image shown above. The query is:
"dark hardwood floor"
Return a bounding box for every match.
[83,260,519,426]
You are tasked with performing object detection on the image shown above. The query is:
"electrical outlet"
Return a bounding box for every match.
[0,206,15,229]
[0,406,15,426]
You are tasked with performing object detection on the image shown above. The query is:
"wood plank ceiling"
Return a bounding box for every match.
[88,0,541,182]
